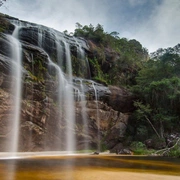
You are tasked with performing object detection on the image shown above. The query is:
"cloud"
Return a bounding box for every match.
[1,0,108,32]
[133,0,180,52]
[1,0,179,52]
[128,0,148,7]
[103,0,159,37]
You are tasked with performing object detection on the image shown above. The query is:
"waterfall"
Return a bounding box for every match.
[92,81,100,152]
[38,27,43,47]
[37,29,76,152]
[63,41,76,152]
[74,37,91,79]
[54,32,64,69]
[79,79,89,151]
[7,24,22,154]
[53,30,91,152]
[4,18,102,153]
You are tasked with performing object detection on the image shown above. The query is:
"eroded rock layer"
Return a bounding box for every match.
[0,14,134,152]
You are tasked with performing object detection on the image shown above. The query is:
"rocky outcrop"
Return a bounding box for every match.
[86,40,120,76]
[0,14,134,152]
[108,86,135,113]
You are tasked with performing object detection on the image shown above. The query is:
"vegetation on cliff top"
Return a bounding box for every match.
[72,23,180,157]
[72,23,148,86]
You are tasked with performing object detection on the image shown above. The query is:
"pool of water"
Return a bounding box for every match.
[0,153,180,180]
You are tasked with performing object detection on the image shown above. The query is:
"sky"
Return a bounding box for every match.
[0,0,180,53]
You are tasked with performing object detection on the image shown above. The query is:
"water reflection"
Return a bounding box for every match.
[0,154,180,180]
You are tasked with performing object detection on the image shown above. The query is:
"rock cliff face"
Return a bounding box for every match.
[0,14,134,152]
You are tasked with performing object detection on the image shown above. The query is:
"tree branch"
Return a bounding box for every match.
[145,115,161,138]
[154,138,180,156]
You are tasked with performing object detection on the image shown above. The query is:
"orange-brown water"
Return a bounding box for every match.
[0,154,180,180]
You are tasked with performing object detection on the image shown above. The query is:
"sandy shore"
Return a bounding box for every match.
[3,167,178,180]
[16,167,179,180]
[71,169,180,180]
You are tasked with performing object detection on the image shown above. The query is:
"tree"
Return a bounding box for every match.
[133,101,161,138]
[110,31,119,38]
[132,53,180,140]
[75,22,83,29]
[73,23,148,86]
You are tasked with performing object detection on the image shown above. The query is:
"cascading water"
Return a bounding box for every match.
[75,42,91,151]
[54,32,64,68]
[92,81,100,152]
[7,24,22,154]
[79,79,89,151]
[53,30,91,152]
[63,41,76,152]
[38,27,43,47]
[74,38,91,79]
[4,18,101,154]
[37,28,76,152]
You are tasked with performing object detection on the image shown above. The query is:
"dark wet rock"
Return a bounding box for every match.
[73,78,111,101]
[93,151,99,155]
[117,148,133,155]
[109,143,123,153]
[144,138,166,150]
[107,86,135,113]
[0,13,133,151]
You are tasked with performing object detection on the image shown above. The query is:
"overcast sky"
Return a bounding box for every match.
[0,0,180,53]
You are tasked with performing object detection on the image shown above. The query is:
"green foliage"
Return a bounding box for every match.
[27,71,39,82]
[89,58,109,85]
[32,58,46,82]
[131,141,146,149]
[23,52,47,82]
[73,23,148,87]
[130,141,154,155]
[74,23,105,44]
[168,144,180,157]
[73,23,180,146]
[100,142,108,152]
[134,101,152,119]
[132,53,180,141]
[71,54,85,77]
[136,125,149,139]
[155,139,180,157]
[0,13,10,35]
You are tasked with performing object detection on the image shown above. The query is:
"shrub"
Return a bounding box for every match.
[130,141,155,155]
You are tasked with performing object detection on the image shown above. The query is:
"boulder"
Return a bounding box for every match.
[108,86,135,113]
